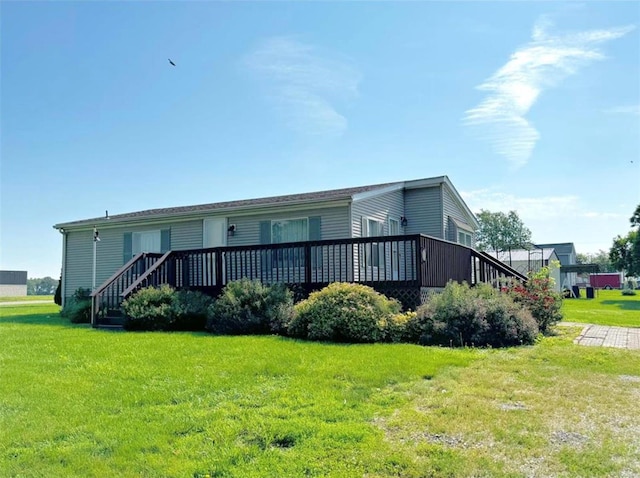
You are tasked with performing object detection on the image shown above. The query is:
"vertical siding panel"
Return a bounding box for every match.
[404,187,443,238]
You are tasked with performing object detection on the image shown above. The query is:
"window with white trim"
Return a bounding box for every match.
[132,230,161,255]
[363,217,385,268]
[458,230,473,247]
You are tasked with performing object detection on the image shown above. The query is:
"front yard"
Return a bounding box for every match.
[1,301,639,477]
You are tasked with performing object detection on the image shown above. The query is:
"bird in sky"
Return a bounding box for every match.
[168,59,176,66]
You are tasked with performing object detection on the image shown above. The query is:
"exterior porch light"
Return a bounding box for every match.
[227,224,236,237]
[400,216,408,227]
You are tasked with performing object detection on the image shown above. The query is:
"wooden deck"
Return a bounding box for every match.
[91,234,526,327]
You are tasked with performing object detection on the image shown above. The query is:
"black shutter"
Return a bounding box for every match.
[160,229,171,252]
[259,221,271,244]
[309,217,321,240]
[123,232,132,264]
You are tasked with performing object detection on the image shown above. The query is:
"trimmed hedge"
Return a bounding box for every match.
[289,283,401,343]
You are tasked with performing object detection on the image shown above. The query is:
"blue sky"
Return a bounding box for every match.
[1,1,639,278]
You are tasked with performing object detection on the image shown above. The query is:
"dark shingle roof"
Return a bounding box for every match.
[54,181,402,229]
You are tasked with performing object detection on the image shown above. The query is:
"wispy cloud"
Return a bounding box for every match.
[461,188,630,251]
[603,104,640,116]
[464,17,634,168]
[462,188,582,219]
[244,36,361,138]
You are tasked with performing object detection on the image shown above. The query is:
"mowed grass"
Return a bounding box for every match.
[561,289,640,327]
[1,303,639,477]
[0,295,54,303]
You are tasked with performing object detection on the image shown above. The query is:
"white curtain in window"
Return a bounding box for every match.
[272,219,308,243]
[133,231,161,254]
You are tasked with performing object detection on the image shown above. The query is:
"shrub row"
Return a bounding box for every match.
[111,269,562,348]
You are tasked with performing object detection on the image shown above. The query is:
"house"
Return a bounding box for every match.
[54,175,525,326]
[0,270,28,297]
[535,242,577,289]
[488,248,561,291]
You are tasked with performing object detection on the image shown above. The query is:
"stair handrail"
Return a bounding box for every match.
[473,249,528,282]
[120,250,174,298]
[90,252,165,326]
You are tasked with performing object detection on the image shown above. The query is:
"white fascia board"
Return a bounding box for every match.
[54,199,351,232]
[351,183,405,202]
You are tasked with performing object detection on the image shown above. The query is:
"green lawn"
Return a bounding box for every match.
[1,303,639,477]
[561,289,640,327]
[0,295,54,303]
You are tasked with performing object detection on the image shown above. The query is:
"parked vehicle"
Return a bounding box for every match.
[589,273,623,290]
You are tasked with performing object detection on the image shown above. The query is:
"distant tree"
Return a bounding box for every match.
[476,210,532,254]
[609,203,640,277]
[576,250,614,272]
[27,277,59,295]
[630,203,640,228]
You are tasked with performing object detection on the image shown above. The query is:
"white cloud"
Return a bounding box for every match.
[244,36,361,138]
[461,188,630,253]
[463,17,635,168]
[603,104,640,116]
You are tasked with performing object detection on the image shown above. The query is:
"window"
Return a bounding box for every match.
[271,218,308,243]
[133,230,161,255]
[363,217,385,268]
[271,218,308,268]
[458,230,473,247]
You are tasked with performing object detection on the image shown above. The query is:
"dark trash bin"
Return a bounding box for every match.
[586,287,594,299]
[572,285,581,298]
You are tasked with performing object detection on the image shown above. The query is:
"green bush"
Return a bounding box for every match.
[379,311,417,343]
[121,286,214,331]
[408,282,538,348]
[60,287,92,324]
[122,285,177,331]
[206,279,294,335]
[505,267,563,334]
[289,283,402,343]
[621,288,637,296]
[170,289,214,331]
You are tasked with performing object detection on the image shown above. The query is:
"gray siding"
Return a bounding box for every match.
[63,220,203,301]
[62,207,350,300]
[442,185,475,244]
[227,206,350,246]
[403,187,443,238]
[351,189,404,237]
[64,229,94,300]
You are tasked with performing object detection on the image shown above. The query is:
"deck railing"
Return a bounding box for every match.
[91,234,528,326]
[90,252,163,326]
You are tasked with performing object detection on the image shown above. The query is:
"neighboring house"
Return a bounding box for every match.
[488,248,561,291]
[0,270,28,297]
[535,242,577,289]
[54,175,525,325]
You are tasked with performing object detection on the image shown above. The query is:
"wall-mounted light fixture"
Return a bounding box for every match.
[400,216,408,227]
[227,224,236,237]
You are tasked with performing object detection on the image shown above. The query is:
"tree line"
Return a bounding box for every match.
[27,277,59,295]
[475,203,640,277]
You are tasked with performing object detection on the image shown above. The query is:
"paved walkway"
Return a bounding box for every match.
[560,322,640,350]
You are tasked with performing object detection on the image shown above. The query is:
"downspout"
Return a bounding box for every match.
[59,228,67,308]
